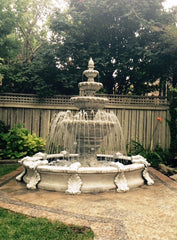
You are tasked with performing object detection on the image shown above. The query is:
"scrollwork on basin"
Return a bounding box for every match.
[16,153,48,190]
[16,167,26,182]
[111,162,129,192]
[66,174,82,194]
[143,168,154,186]
[114,172,129,192]
[23,169,41,190]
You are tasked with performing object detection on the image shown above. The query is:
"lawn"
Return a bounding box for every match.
[0,165,94,240]
[0,208,94,240]
[0,164,20,178]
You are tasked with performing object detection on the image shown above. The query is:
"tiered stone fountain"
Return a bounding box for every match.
[17,59,154,194]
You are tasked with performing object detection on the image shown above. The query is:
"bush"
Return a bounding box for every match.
[0,120,10,151]
[127,140,170,168]
[0,123,45,159]
[168,88,177,166]
[0,120,10,133]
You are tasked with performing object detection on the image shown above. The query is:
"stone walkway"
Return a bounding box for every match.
[0,166,177,240]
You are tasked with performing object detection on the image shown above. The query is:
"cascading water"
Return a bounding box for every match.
[45,109,126,164]
[17,58,154,194]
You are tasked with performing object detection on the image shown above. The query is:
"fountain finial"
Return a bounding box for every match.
[88,58,94,70]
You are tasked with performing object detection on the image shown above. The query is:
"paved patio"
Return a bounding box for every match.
[0,166,177,240]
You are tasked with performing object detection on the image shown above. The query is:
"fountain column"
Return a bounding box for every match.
[71,58,111,162]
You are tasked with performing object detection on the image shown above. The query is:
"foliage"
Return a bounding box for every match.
[0,124,45,159]
[0,164,20,178]
[0,0,51,64]
[0,121,10,153]
[0,1,20,61]
[167,88,177,166]
[127,140,170,168]
[0,207,94,240]
[0,44,61,96]
[49,0,177,95]
[0,120,10,133]
[0,0,61,97]
[0,0,177,95]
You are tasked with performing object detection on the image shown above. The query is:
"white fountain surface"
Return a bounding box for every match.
[17,58,154,194]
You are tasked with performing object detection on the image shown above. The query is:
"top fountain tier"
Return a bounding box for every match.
[83,58,99,83]
[80,58,102,96]
[71,58,109,111]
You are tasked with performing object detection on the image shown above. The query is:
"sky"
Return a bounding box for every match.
[163,0,177,9]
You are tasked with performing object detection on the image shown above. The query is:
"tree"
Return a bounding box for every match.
[0,0,50,64]
[13,0,52,64]
[0,0,59,95]
[159,8,177,89]
[0,1,20,62]
[49,0,176,95]
[1,0,177,96]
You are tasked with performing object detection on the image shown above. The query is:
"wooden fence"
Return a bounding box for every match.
[0,93,170,150]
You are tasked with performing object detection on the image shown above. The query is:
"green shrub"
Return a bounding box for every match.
[0,123,45,159]
[0,120,10,151]
[0,120,10,133]
[168,88,177,166]
[127,140,169,168]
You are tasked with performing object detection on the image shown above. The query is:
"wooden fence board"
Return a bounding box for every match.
[32,109,40,137]
[137,110,144,145]
[16,108,25,125]
[40,110,51,140]
[146,110,151,149]
[1,108,8,126]
[24,109,32,133]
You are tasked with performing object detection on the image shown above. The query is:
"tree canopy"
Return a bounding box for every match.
[0,0,177,96]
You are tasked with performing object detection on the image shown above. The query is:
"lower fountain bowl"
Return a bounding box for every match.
[16,152,154,194]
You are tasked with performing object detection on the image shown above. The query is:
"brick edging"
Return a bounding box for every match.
[149,167,177,191]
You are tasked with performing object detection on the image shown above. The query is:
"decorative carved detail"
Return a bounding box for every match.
[143,168,154,185]
[66,174,82,194]
[23,169,41,190]
[114,172,129,192]
[69,162,81,170]
[16,167,26,181]
[16,153,48,189]
[131,155,150,167]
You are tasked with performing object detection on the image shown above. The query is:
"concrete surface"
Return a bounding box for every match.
[0,166,177,240]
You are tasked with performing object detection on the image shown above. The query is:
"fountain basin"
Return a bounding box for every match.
[16,152,154,194]
[37,164,145,193]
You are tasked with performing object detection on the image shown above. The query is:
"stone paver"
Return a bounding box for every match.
[0,166,177,240]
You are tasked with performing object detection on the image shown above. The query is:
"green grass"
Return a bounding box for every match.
[0,208,94,240]
[0,165,94,240]
[0,164,20,178]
